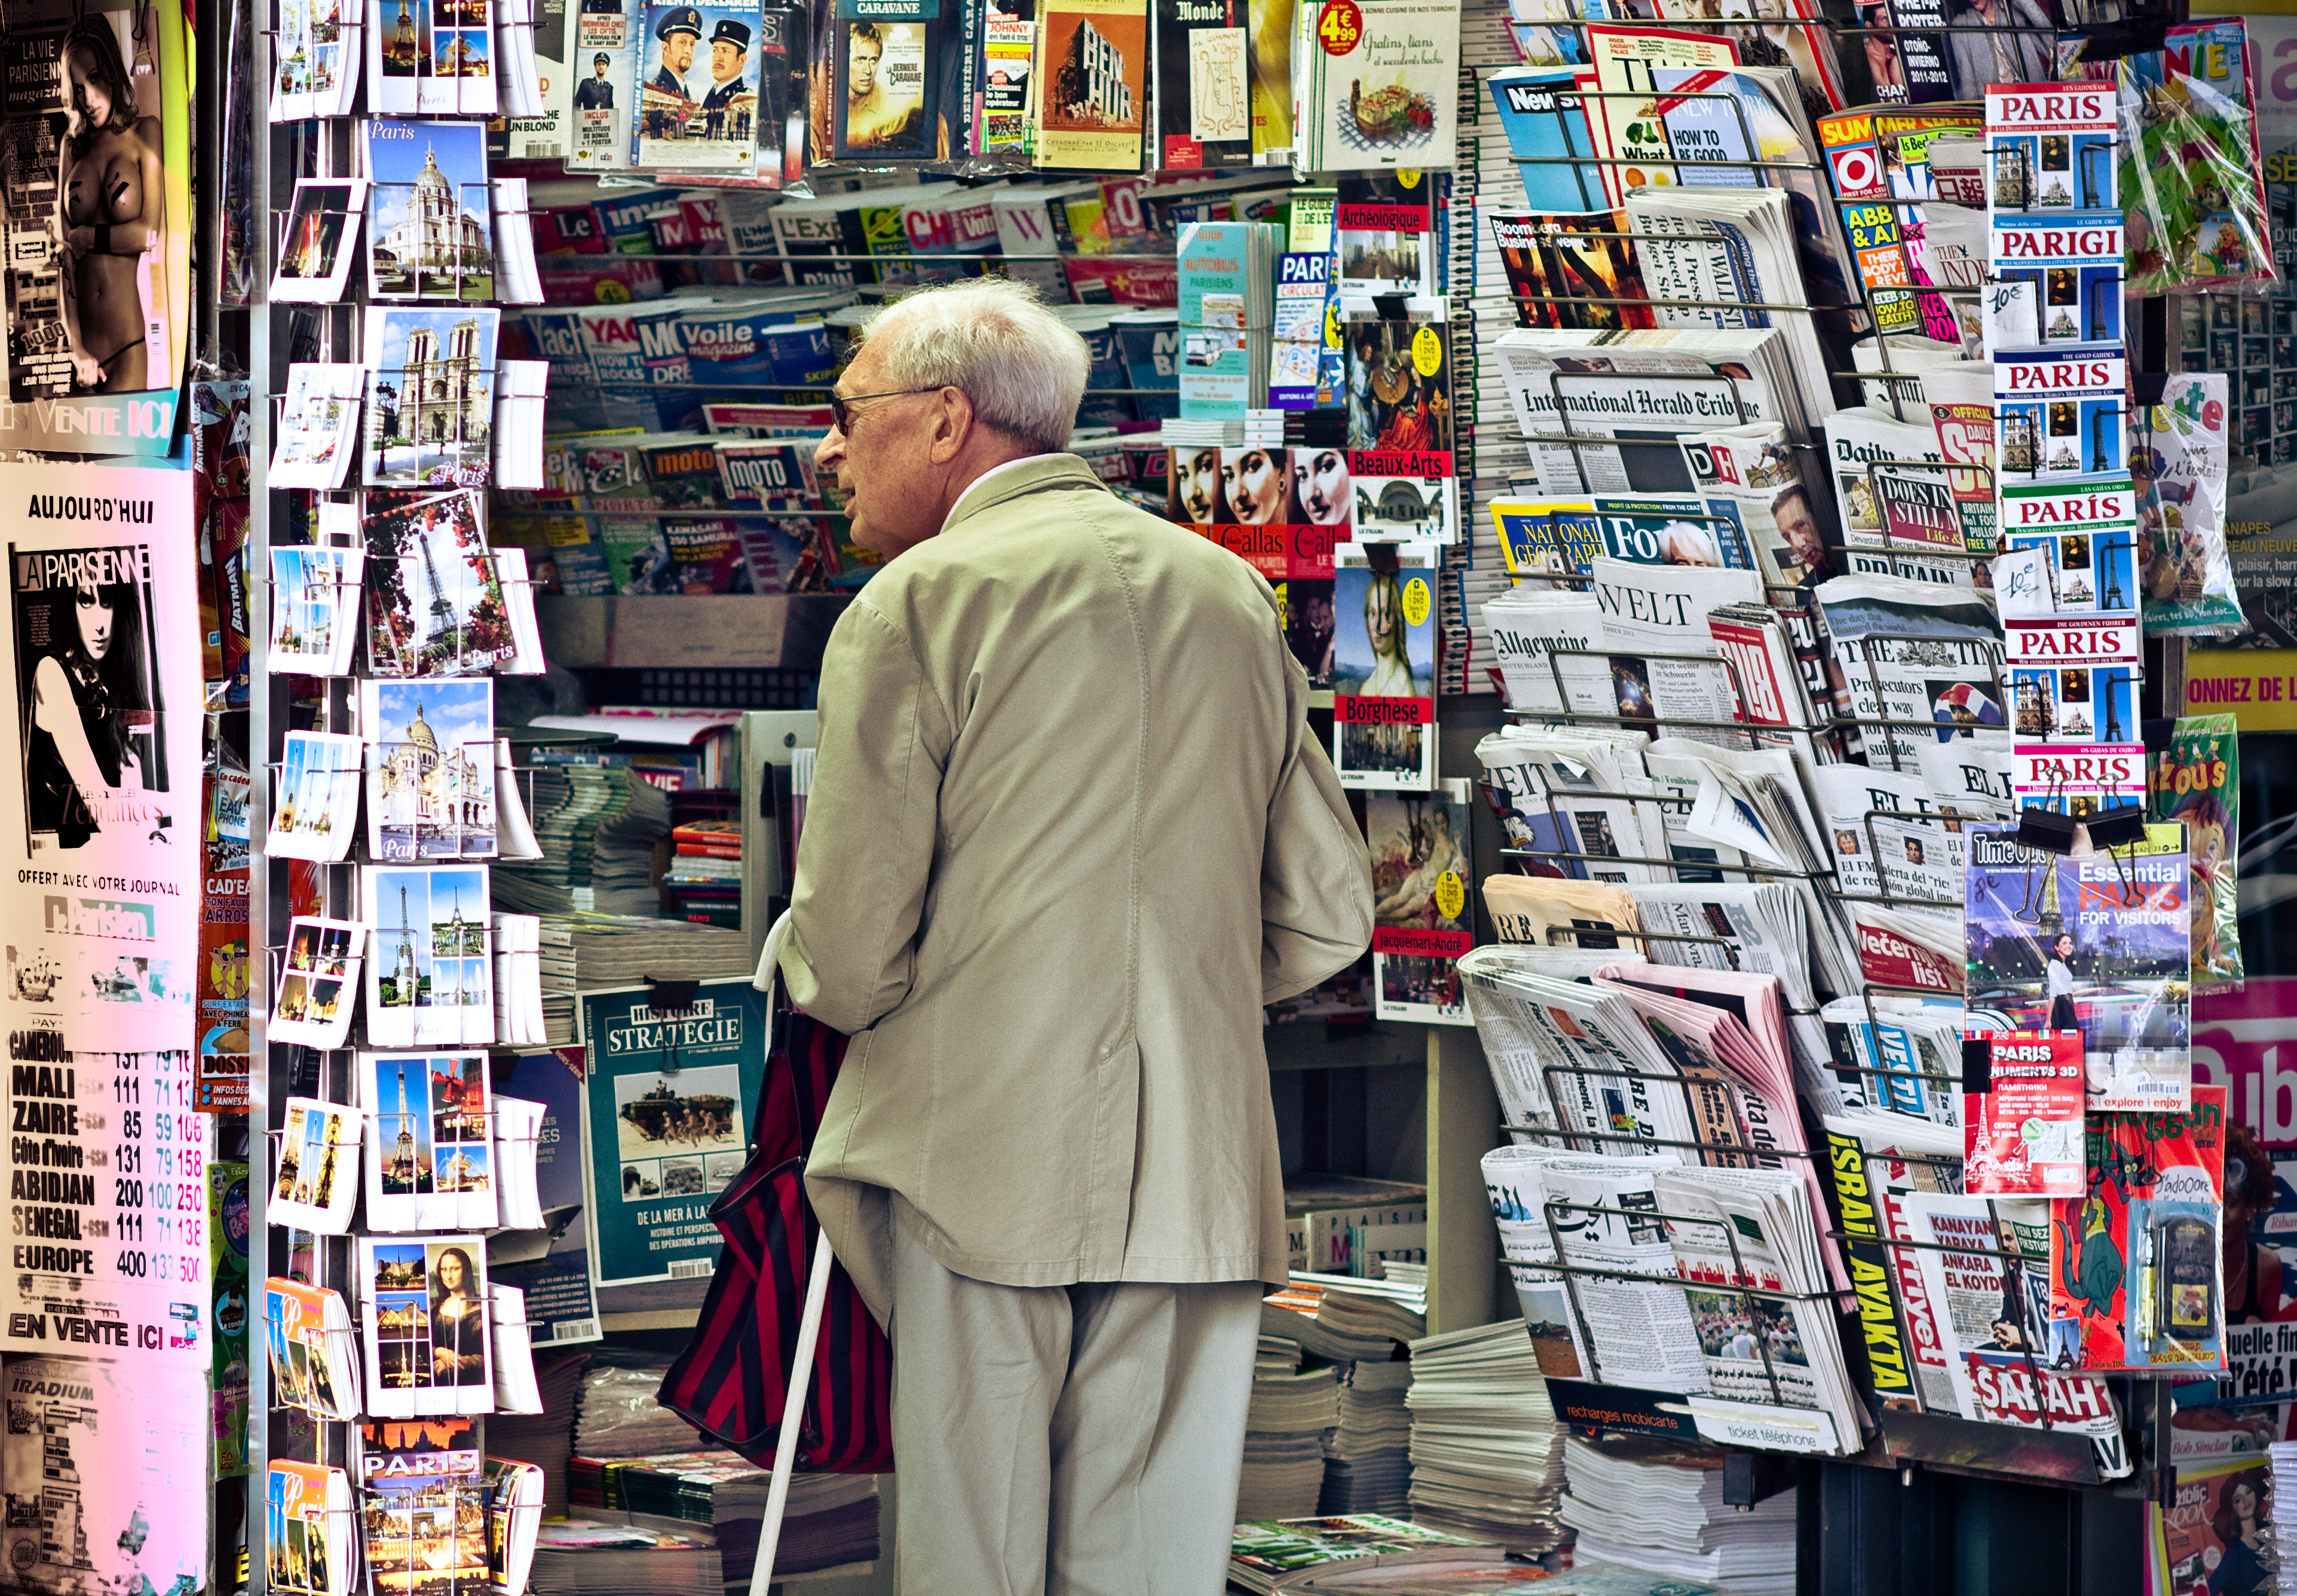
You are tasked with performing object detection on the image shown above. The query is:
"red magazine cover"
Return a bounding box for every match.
[2049,1086,2227,1373]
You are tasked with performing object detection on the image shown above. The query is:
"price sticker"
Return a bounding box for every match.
[1434,870,1465,919]
[1411,326,1442,377]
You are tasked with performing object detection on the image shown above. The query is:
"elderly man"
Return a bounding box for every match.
[778,278,1373,1594]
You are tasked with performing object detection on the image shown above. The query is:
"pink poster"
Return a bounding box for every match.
[2193,979,2297,1436]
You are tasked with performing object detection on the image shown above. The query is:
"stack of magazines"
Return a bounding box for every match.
[1494,329,1826,498]
[1239,1356,1342,1520]
[1319,1359,1416,1515]
[527,915,755,1043]
[1402,1322,1566,1554]
[575,1453,880,1583]
[528,1523,720,1596]
[493,762,673,917]
[1227,1517,1495,1594]
[1265,1276,1430,1365]
[488,1351,590,1518]
[1465,665,2010,1122]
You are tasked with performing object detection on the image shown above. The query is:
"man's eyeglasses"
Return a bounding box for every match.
[828,387,942,432]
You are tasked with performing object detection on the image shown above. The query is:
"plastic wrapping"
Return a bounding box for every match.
[2109,22,2275,296]
[571,1353,697,1457]
[2133,374,2246,638]
[2150,713,2243,990]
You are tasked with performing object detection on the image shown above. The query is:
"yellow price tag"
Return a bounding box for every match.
[1434,870,1465,920]
[1411,326,1442,377]
[1325,304,1342,349]
[1402,577,1431,627]
[1396,168,1422,188]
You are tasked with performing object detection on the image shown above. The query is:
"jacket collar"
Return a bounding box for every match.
[942,454,1108,533]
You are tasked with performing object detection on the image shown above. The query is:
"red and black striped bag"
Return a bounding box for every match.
[656,1005,893,1472]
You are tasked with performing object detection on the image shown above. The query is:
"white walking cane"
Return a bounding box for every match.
[747,911,843,1596]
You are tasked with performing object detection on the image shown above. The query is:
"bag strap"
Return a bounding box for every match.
[753,909,792,1012]
[746,911,797,1157]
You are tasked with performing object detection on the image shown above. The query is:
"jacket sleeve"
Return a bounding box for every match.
[777,599,953,1034]
[1260,684,1374,1004]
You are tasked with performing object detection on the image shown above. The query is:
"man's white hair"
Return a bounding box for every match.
[855,278,1089,454]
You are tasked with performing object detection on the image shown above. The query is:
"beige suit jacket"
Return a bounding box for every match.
[778,454,1373,1321]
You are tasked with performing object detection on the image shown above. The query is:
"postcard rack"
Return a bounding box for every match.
[252,75,572,1596]
[1497,1015,2173,1490]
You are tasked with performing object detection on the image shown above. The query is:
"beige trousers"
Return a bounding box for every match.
[886,1202,1264,1596]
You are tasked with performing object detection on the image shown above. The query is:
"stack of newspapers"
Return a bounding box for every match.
[1461,953,1843,1270]
[1560,1438,1798,1596]
[1402,1322,1567,1554]
[529,915,755,1043]
[1474,722,1857,1027]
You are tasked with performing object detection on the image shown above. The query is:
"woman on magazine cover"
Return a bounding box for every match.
[428,1245,488,1384]
[1223,448,1291,525]
[1293,448,1350,526]
[24,569,158,851]
[1358,569,1416,697]
[2210,1474,2272,1595]
[52,16,167,394]
[2045,930,2079,1033]
[1170,446,1226,524]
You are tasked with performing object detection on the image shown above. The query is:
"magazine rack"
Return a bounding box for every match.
[1496,786,1820,883]
[1490,509,1766,592]
[1529,1187,1854,1442]
[1822,630,2010,771]
[1506,645,1773,745]
[1513,367,1798,486]
[1532,921,1801,976]
[1830,805,1972,913]
[1854,457,1995,569]
[1496,1003,2148,1484]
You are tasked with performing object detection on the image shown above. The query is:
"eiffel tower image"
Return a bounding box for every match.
[383,884,421,1009]
[2037,850,2065,939]
[419,532,464,667]
[431,882,484,960]
[385,1061,419,1191]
